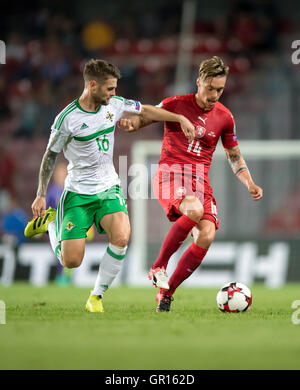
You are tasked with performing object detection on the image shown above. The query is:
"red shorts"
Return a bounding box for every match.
[153,167,219,230]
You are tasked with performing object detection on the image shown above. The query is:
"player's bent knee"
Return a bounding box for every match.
[61,254,83,269]
[62,259,82,269]
[61,239,85,268]
[180,197,204,223]
[186,208,204,224]
[111,234,129,248]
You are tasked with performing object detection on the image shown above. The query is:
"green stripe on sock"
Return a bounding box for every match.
[107,247,126,260]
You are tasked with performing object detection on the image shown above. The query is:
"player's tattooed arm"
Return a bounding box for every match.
[36,148,58,197]
[138,115,155,129]
[31,132,62,217]
[224,145,248,175]
[224,145,263,200]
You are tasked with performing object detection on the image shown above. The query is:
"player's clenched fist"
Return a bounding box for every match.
[179,115,195,143]
[31,196,46,218]
[116,118,135,132]
[248,183,263,201]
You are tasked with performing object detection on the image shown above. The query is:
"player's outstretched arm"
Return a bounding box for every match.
[31,148,58,217]
[117,105,195,143]
[141,105,195,142]
[224,145,263,201]
[116,113,152,132]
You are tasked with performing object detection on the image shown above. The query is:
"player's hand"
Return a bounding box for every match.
[116,118,135,132]
[248,183,263,201]
[31,197,46,218]
[179,116,195,143]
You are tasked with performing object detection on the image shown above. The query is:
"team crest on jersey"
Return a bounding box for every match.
[195,126,206,138]
[66,221,75,231]
[106,112,114,122]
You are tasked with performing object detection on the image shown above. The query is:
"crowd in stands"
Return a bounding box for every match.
[1,0,283,138]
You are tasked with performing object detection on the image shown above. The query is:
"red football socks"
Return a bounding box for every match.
[151,215,198,270]
[167,242,208,296]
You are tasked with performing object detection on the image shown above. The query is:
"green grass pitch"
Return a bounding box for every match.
[0,283,300,370]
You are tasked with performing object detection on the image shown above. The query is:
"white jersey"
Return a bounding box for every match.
[47,96,142,194]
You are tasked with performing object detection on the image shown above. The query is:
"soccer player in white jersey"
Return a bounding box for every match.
[24,59,195,312]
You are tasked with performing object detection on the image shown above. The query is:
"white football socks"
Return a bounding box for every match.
[91,243,127,297]
[48,220,63,265]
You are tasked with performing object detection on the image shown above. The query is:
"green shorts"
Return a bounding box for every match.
[56,185,128,241]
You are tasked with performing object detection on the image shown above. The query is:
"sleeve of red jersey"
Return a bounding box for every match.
[221,112,239,149]
[156,96,178,112]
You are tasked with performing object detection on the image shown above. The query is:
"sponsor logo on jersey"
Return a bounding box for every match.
[208,131,216,137]
[195,126,206,138]
[198,116,207,125]
[66,221,75,231]
[106,112,114,122]
[80,123,89,129]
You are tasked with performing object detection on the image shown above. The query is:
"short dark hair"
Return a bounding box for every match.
[83,59,121,83]
[198,56,229,80]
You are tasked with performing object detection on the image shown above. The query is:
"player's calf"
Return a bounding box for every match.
[193,220,216,249]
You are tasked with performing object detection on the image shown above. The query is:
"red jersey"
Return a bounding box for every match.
[158,93,238,182]
[153,94,238,225]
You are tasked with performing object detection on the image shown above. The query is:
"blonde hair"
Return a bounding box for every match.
[198,56,229,80]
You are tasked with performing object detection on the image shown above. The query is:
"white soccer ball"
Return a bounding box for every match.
[216,281,252,313]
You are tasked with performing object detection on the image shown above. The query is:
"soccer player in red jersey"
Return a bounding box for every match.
[118,56,263,312]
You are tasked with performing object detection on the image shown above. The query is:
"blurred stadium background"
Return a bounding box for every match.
[1,0,300,289]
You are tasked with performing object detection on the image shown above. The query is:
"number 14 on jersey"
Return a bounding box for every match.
[187,140,201,156]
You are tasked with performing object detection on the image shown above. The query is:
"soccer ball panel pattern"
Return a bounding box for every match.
[216,281,252,313]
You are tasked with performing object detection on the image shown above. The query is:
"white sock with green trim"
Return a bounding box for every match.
[91,243,127,297]
[48,221,63,266]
